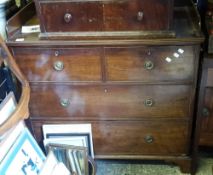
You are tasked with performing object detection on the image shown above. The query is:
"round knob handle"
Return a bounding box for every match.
[144,135,154,144]
[60,98,70,107]
[64,13,72,23]
[53,61,64,71]
[144,60,154,70]
[144,98,154,107]
[202,107,210,117]
[137,11,144,21]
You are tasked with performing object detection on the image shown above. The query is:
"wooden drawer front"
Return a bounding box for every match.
[103,0,173,31]
[30,84,191,119]
[39,2,102,32]
[38,0,172,32]
[206,69,213,87]
[93,121,189,156]
[201,88,213,134]
[31,120,189,156]
[12,48,102,82]
[105,46,194,82]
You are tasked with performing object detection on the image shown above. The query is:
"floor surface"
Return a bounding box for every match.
[96,156,213,175]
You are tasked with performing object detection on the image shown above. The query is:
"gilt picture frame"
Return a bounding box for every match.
[46,143,88,175]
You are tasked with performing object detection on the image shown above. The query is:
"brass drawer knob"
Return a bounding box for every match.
[144,135,154,144]
[53,61,64,71]
[60,98,70,107]
[202,107,210,117]
[64,13,72,23]
[137,11,144,21]
[144,98,154,107]
[144,60,154,70]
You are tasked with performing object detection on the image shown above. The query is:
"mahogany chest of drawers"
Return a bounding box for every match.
[198,57,213,146]
[6,1,203,174]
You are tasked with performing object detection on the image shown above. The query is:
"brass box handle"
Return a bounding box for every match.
[60,98,70,107]
[144,60,154,70]
[144,98,154,107]
[202,107,210,117]
[53,61,64,71]
[144,135,154,144]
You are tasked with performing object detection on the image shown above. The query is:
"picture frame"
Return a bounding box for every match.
[38,151,58,175]
[0,128,46,175]
[39,150,70,175]
[42,124,94,158]
[0,91,16,125]
[0,121,25,162]
[46,143,88,175]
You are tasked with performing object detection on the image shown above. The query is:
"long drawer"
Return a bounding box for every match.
[37,0,173,32]
[29,84,193,119]
[12,47,102,82]
[105,46,195,82]
[31,120,189,156]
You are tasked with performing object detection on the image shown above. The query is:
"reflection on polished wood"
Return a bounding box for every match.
[105,46,194,82]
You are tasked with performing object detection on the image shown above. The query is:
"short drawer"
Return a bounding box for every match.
[12,47,102,82]
[105,46,194,82]
[30,120,190,156]
[29,84,192,119]
[39,1,102,32]
[103,0,173,31]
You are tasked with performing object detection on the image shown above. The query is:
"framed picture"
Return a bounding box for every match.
[0,128,46,175]
[0,121,25,162]
[38,151,58,175]
[39,150,70,175]
[0,91,16,125]
[46,143,88,175]
[42,124,94,158]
